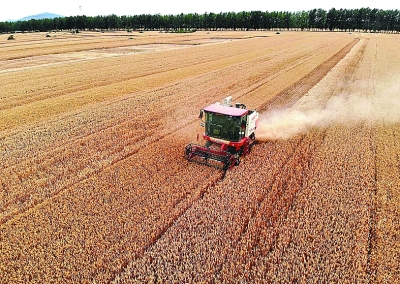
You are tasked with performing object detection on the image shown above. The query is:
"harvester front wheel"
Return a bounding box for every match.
[235,155,241,166]
[247,135,255,154]
[223,159,232,171]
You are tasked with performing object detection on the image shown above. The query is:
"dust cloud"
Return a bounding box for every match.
[256,80,400,141]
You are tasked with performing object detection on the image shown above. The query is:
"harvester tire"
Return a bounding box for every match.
[248,142,254,153]
[223,159,231,171]
[235,155,241,166]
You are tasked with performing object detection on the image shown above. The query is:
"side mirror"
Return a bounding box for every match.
[198,110,204,119]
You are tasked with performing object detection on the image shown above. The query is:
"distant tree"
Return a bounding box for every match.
[315,8,327,30]
[74,15,87,30]
[249,11,262,30]
[326,8,338,31]
[308,9,317,30]
[283,11,292,30]
[0,21,12,33]
[369,8,379,31]
[203,12,216,30]
[65,16,74,30]
[269,11,279,30]
[226,12,237,30]
[291,11,308,31]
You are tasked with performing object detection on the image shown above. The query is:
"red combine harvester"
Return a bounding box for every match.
[184,96,259,170]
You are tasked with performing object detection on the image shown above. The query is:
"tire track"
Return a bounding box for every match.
[218,131,325,282]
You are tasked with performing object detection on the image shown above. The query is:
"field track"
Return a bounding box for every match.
[1,31,399,283]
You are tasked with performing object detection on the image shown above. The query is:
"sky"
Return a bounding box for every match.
[1,0,398,22]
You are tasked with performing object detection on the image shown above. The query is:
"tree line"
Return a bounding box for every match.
[1,8,399,33]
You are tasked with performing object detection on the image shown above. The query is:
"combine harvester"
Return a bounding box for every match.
[185,96,259,171]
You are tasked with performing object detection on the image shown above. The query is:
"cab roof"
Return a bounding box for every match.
[203,104,248,117]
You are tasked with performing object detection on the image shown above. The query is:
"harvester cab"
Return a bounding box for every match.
[184,96,259,171]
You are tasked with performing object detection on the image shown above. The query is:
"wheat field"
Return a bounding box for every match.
[0,30,399,283]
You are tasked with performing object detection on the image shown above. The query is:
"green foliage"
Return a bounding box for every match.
[7,34,14,40]
[0,9,399,33]
[172,29,196,33]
